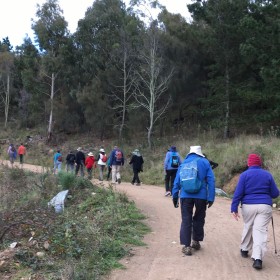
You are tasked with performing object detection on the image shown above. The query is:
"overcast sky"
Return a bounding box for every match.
[0,0,191,48]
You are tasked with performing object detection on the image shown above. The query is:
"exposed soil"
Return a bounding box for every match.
[2,160,280,280]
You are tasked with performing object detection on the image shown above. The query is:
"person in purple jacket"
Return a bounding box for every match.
[231,153,279,270]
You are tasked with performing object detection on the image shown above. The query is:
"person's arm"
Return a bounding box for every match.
[205,162,216,204]
[129,155,134,165]
[231,174,246,214]
[164,153,169,171]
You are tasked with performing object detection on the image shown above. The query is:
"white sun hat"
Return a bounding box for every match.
[188,146,205,157]
[99,148,105,153]
[88,152,94,156]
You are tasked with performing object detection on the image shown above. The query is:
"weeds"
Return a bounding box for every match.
[0,169,149,279]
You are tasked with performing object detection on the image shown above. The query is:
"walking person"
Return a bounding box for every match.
[231,153,279,270]
[75,147,85,177]
[109,146,124,184]
[53,150,62,174]
[85,152,95,179]
[129,149,144,186]
[65,150,76,173]
[172,145,215,256]
[106,156,112,181]
[8,144,17,167]
[164,146,182,196]
[96,148,107,181]
[17,143,26,165]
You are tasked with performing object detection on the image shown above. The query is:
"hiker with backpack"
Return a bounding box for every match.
[231,153,279,270]
[109,146,124,184]
[164,146,182,196]
[66,150,76,173]
[172,145,215,256]
[53,150,62,174]
[129,149,144,186]
[96,148,107,181]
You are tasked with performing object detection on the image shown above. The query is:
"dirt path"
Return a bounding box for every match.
[4,161,280,280]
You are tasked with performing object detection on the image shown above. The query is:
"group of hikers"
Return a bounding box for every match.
[52,145,144,185]
[5,141,280,270]
[7,143,27,165]
[168,144,279,271]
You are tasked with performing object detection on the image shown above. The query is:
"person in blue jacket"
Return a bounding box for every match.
[231,153,279,270]
[172,145,215,256]
[109,145,125,184]
[164,146,182,196]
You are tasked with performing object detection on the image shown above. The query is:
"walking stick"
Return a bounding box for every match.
[271,216,278,254]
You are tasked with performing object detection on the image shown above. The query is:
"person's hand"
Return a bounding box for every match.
[173,197,179,208]
[207,201,213,208]
[232,212,240,221]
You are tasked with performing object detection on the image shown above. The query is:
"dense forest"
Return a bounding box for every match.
[0,0,279,147]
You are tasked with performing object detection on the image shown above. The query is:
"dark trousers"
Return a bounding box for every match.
[75,163,84,177]
[87,167,93,179]
[19,154,24,164]
[180,198,207,246]
[132,168,140,184]
[165,169,177,192]
[107,166,112,180]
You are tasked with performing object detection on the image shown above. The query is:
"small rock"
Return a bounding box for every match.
[36,252,45,258]
[9,242,17,248]
[43,241,50,250]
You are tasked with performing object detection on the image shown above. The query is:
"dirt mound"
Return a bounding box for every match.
[222,174,240,195]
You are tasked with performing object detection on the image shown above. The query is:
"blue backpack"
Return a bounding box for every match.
[180,158,202,193]
[170,152,179,168]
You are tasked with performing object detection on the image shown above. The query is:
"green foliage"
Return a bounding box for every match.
[0,165,149,279]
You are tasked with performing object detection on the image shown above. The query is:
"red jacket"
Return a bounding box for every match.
[18,145,26,155]
[85,156,95,169]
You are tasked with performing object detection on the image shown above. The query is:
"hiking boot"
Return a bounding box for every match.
[131,182,134,185]
[117,178,121,184]
[165,191,171,196]
[136,183,141,186]
[182,246,192,256]
[240,249,248,258]
[253,259,262,270]
[191,240,201,250]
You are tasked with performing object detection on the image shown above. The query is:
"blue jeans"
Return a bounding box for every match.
[180,198,207,246]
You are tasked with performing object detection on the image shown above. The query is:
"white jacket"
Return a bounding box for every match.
[98,153,106,166]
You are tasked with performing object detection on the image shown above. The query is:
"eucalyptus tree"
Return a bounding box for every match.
[238,0,280,126]
[133,24,174,149]
[75,0,136,140]
[32,0,70,140]
[157,10,209,134]
[0,39,14,128]
[188,0,248,138]
[14,37,42,128]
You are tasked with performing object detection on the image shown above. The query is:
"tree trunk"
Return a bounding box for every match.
[224,65,230,139]
[118,52,127,143]
[4,74,10,128]
[47,73,55,141]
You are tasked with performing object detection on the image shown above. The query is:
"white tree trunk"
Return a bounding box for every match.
[224,65,230,139]
[4,74,10,128]
[47,73,55,141]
